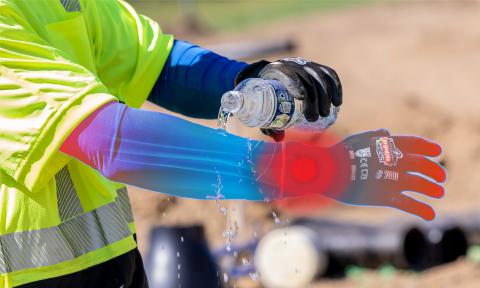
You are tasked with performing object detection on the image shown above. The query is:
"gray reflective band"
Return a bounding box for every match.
[0,244,5,275]
[55,166,84,221]
[0,169,134,274]
[60,0,81,12]
[116,187,134,223]
[0,201,131,274]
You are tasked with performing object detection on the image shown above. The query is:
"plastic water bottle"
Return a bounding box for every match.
[220,78,339,131]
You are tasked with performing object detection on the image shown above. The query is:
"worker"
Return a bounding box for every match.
[0,0,446,287]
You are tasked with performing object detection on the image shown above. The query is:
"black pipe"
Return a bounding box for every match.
[254,218,429,287]
[255,216,474,288]
[294,219,429,272]
[295,217,470,270]
[419,219,468,267]
[440,227,468,262]
[146,225,224,288]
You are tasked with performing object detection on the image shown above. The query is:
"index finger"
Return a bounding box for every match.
[392,136,442,157]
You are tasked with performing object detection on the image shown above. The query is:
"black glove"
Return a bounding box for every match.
[236,57,342,122]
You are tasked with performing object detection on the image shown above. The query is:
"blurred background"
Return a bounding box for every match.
[127,0,480,287]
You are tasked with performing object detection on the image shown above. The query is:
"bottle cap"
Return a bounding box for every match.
[221,91,244,114]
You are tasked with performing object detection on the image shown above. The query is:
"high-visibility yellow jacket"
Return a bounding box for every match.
[0,0,173,286]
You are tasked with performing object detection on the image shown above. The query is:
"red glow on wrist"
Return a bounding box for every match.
[256,130,349,214]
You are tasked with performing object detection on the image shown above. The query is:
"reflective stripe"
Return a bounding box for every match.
[60,0,81,12]
[0,243,6,274]
[0,200,130,274]
[116,187,134,223]
[55,166,83,221]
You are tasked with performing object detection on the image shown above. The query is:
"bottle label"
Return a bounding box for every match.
[264,80,296,129]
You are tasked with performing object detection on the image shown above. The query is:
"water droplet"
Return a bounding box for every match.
[272,211,281,224]
[249,272,260,281]
[180,236,184,243]
[176,251,180,257]
[220,207,227,215]
[223,272,229,283]
[177,264,181,270]
[217,110,232,130]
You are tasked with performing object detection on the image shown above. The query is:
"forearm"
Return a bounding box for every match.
[60,102,274,200]
[148,40,248,119]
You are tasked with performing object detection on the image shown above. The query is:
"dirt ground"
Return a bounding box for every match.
[129,1,480,287]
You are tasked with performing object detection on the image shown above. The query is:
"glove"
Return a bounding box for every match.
[332,129,446,220]
[236,58,342,140]
[236,57,342,119]
[257,129,446,221]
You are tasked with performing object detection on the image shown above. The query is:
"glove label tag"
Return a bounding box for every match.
[375,137,403,167]
[351,165,357,181]
[355,147,371,158]
[376,169,399,181]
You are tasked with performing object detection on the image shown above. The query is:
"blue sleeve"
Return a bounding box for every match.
[61,102,277,200]
[148,40,248,119]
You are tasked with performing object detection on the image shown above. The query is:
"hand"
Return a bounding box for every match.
[328,129,446,220]
[256,129,446,221]
[236,58,342,140]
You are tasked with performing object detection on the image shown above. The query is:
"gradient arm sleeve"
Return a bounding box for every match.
[148,40,248,119]
[60,102,276,200]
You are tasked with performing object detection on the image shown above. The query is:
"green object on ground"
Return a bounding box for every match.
[346,265,365,279]
[467,245,480,263]
[378,264,396,279]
